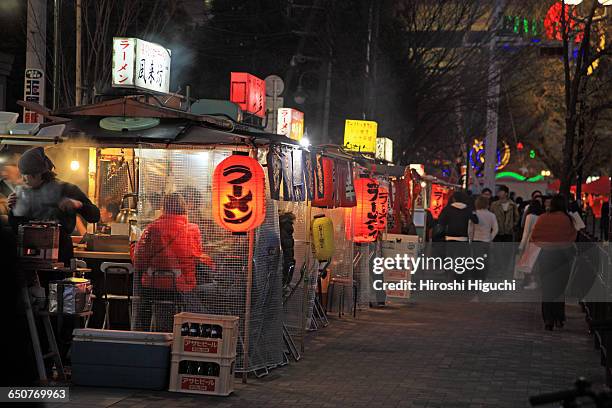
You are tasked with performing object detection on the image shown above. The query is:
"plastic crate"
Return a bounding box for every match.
[168,355,235,396]
[172,312,239,358]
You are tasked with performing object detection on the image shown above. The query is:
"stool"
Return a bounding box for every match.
[327,277,357,319]
[149,271,183,332]
[100,262,134,330]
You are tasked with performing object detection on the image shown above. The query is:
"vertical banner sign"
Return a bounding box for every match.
[212,155,266,233]
[266,144,282,200]
[377,185,389,230]
[302,151,314,201]
[429,184,449,220]
[277,108,304,141]
[336,160,356,208]
[353,178,379,243]
[291,149,305,201]
[23,69,45,123]
[280,146,294,201]
[312,155,335,208]
[230,72,266,118]
[343,120,378,153]
[112,37,171,94]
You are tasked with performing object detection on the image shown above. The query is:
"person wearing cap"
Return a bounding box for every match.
[7,147,100,265]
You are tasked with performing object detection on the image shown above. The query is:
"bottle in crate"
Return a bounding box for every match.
[169,356,234,396]
[173,313,238,358]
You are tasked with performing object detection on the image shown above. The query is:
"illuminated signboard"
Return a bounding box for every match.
[230,72,266,118]
[112,37,171,94]
[375,137,393,162]
[343,120,377,153]
[277,108,304,141]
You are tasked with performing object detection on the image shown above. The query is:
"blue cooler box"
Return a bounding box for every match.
[72,329,173,389]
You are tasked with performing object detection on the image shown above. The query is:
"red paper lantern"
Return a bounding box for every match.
[312,156,335,208]
[230,72,266,118]
[353,177,379,243]
[212,154,266,232]
[429,184,449,220]
[377,185,389,231]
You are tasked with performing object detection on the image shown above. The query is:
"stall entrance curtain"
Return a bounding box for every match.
[353,177,379,243]
[212,154,266,233]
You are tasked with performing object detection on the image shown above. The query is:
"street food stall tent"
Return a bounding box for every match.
[43,96,309,375]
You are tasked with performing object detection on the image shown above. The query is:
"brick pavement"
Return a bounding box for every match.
[45,299,605,408]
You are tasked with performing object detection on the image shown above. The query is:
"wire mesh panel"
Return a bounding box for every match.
[280,201,315,339]
[321,206,355,315]
[131,146,283,373]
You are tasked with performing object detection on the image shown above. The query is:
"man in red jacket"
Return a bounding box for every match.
[134,192,213,331]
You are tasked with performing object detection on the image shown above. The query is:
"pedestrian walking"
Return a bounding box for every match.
[517,200,544,289]
[491,185,520,276]
[468,196,498,280]
[491,185,519,242]
[438,191,478,281]
[530,195,577,331]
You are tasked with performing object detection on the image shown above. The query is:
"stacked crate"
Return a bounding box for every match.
[168,312,239,396]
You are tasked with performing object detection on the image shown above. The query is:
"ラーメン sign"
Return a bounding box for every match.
[343,120,377,153]
[277,108,304,141]
[112,37,172,94]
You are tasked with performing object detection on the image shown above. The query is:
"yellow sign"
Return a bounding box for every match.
[343,120,377,153]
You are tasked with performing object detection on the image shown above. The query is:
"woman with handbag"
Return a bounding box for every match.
[530,195,577,331]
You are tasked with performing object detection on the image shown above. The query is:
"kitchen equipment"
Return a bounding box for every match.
[18,221,60,262]
[116,193,138,224]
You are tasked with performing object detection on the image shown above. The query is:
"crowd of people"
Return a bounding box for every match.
[433,185,590,331]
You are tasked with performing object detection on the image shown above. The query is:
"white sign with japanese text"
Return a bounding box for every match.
[376,137,393,162]
[112,37,171,94]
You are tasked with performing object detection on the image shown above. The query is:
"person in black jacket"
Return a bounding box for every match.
[7,147,100,265]
[438,191,478,282]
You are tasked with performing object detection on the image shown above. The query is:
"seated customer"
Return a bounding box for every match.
[133,192,212,331]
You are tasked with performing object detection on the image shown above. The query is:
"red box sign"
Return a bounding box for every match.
[230,72,266,118]
[181,376,216,392]
[183,338,219,354]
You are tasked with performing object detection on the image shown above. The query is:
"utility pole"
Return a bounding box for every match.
[483,0,504,192]
[52,0,61,110]
[24,0,46,123]
[75,0,82,106]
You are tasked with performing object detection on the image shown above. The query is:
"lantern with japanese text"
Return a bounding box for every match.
[353,177,379,243]
[311,214,335,261]
[212,154,266,233]
[377,185,389,231]
[429,184,449,220]
[312,155,335,208]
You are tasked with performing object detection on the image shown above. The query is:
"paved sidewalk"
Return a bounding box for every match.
[46,300,604,408]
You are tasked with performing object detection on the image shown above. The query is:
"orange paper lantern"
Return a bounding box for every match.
[377,185,389,231]
[212,154,266,232]
[353,177,379,243]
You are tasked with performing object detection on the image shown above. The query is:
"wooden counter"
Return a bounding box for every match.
[73,250,131,260]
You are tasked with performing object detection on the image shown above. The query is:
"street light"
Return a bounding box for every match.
[293,71,314,105]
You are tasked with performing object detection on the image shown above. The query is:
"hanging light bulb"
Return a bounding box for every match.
[70,160,80,171]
